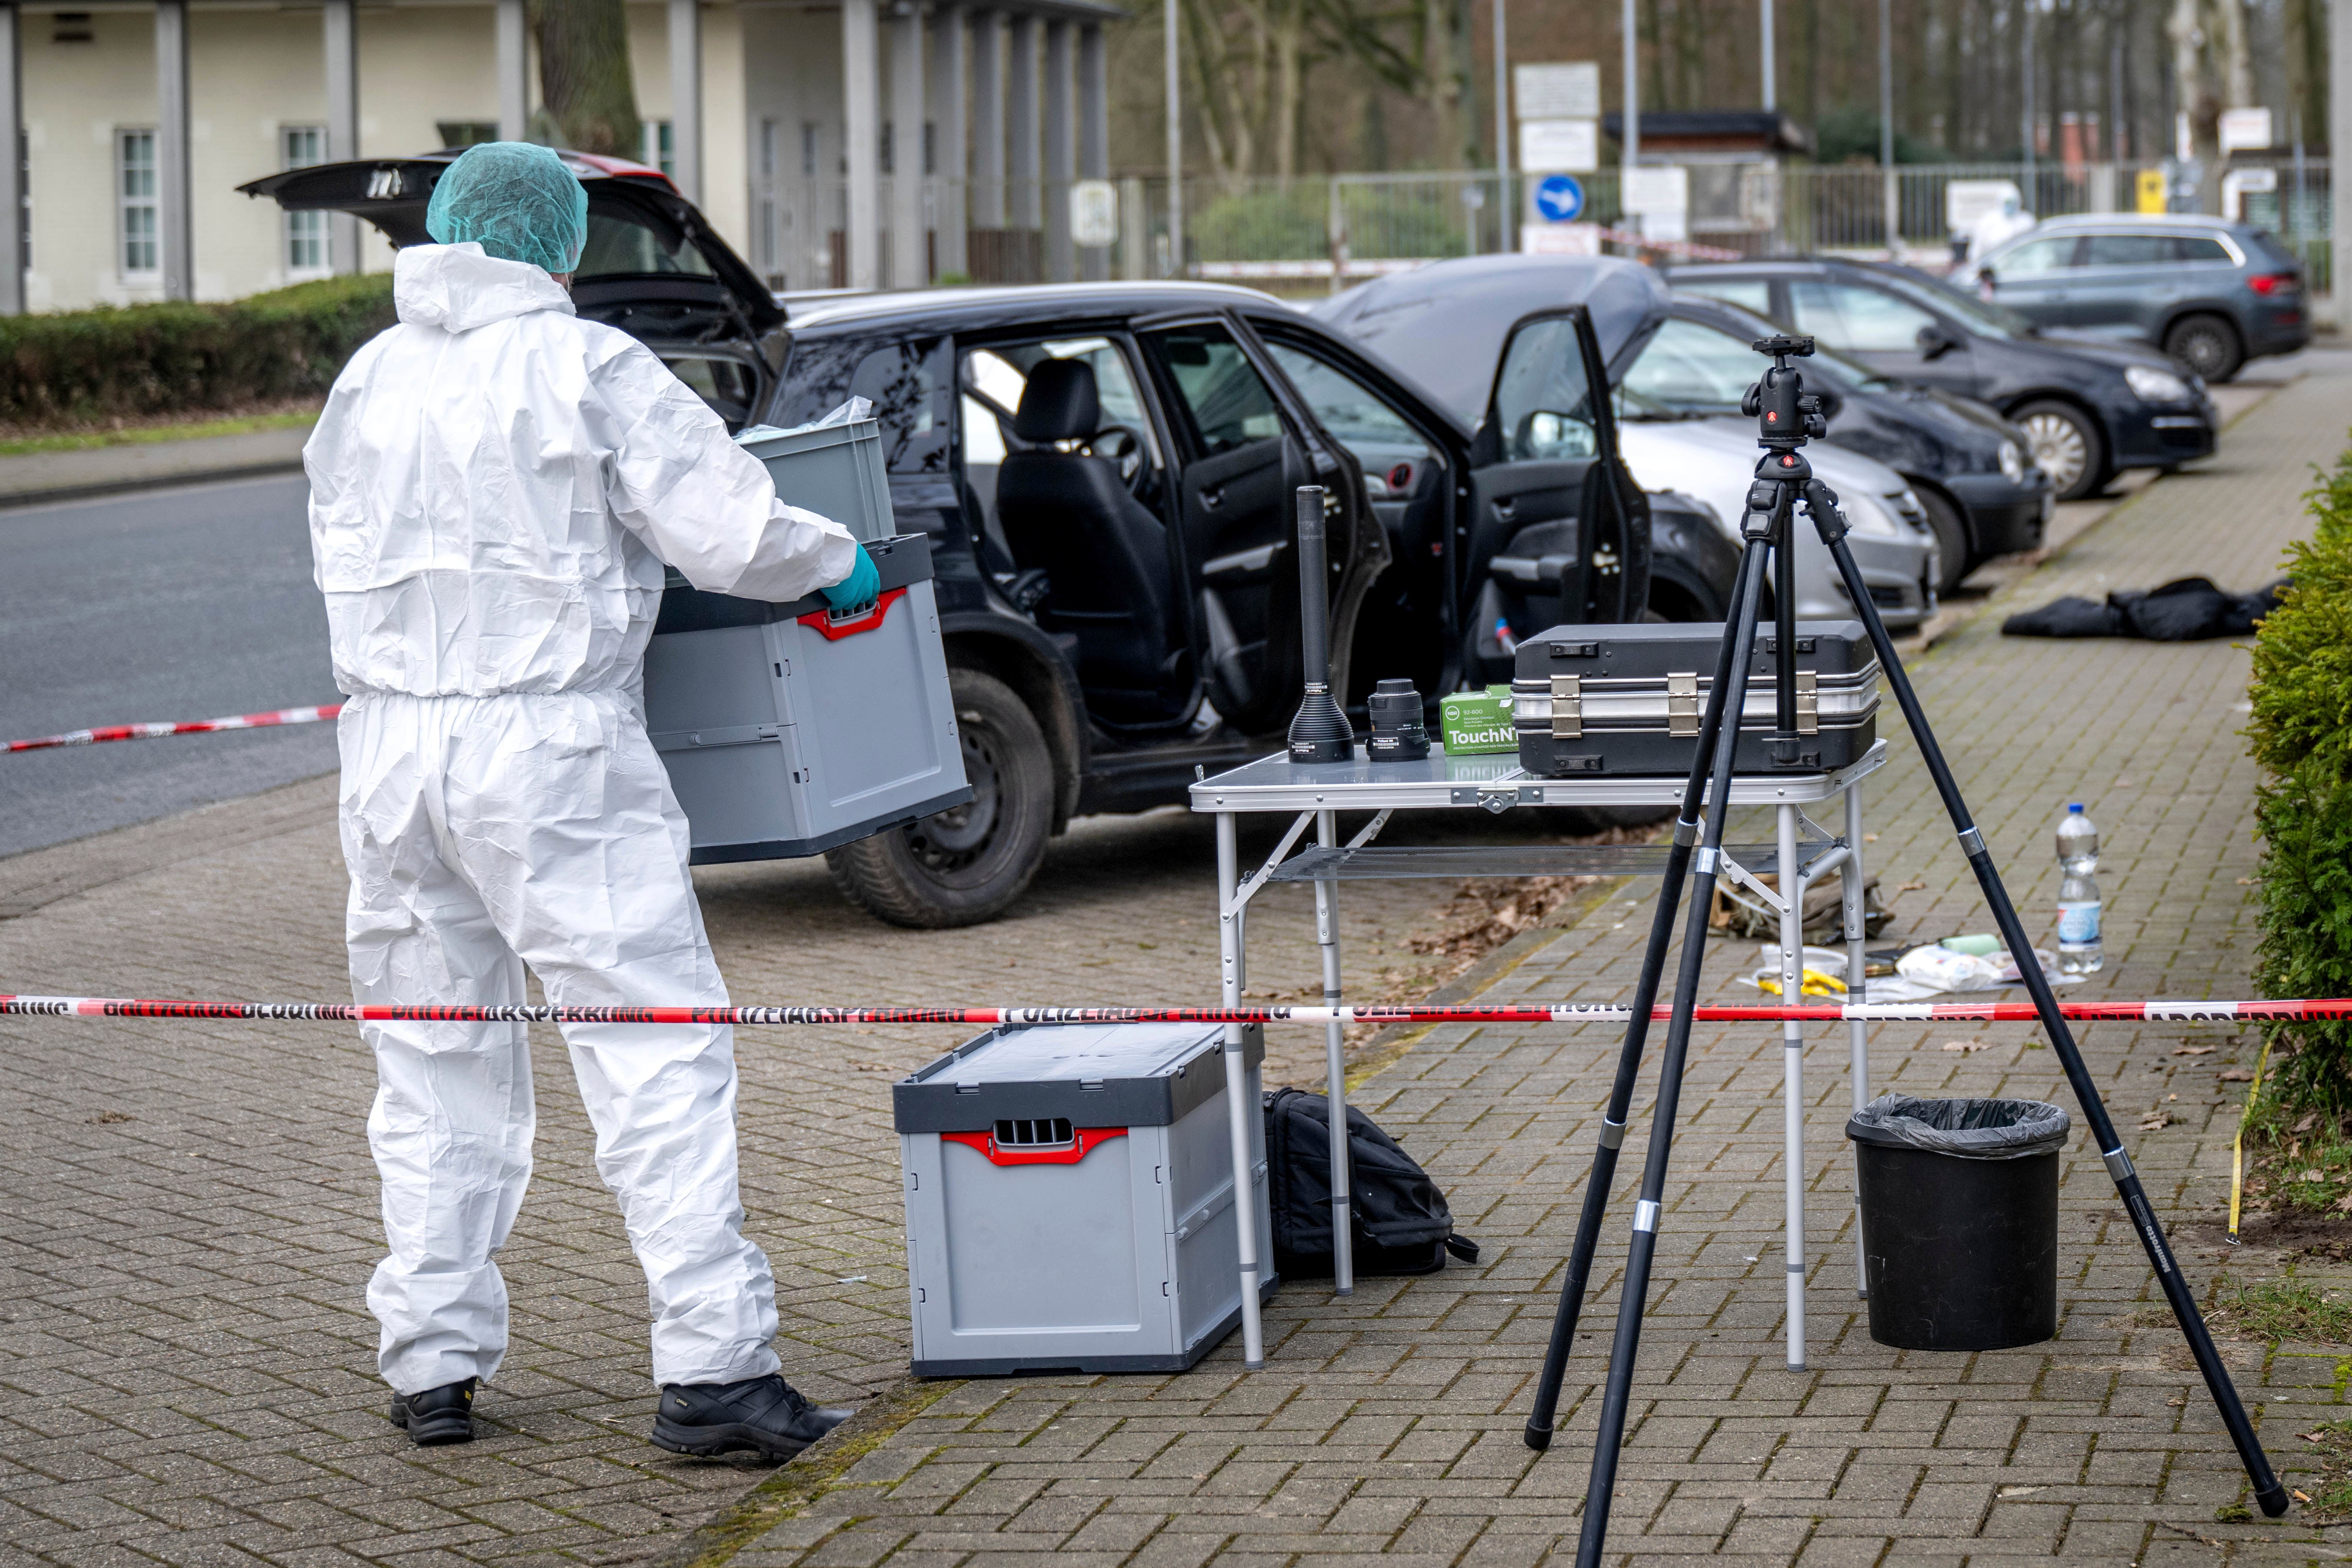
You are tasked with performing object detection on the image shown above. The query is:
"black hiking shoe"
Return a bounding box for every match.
[389,1378,477,1445]
[651,1375,852,1459]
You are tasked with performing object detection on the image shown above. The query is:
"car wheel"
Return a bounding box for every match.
[2014,400,2107,502]
[823,666,1053,928]
[1914,486,1973,595]
[2165,313,2244,383]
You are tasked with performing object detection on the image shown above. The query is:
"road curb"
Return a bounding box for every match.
[0,458,307,510]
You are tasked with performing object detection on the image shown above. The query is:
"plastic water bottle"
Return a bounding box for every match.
[2055,804,2103,973]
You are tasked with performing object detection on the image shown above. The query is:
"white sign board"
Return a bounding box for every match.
[2219,106,2274,155]
[1514,62,1601,121]
[1521,222,1602,256]
[1518,119,1598,173]
[1622,164,1689,215]
[1945,178,2023,235]
[2221,165,2278,220]
[1071,179,1118,247]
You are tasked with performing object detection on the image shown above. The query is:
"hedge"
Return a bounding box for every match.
[2248,440,2352,1116]
[0,272,395,429]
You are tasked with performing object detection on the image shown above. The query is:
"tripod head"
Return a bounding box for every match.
[1739,334,1827,454]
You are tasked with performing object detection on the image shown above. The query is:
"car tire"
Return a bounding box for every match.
[2013,400,2107,502]
[1914,485,1974,595]
[2165,313,2244,383]
[823,666,1053,929]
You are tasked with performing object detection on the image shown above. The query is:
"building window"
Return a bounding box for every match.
[435,121,500,150]
[117,129,156,277]
[643,119,674,176]
[282,124,328,273]
[801,121,819,179]
[758,117,781,280]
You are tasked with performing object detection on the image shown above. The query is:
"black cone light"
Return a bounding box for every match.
[1287,484,1353,765]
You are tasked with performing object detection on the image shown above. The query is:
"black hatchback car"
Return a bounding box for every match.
[249,151,1716,927]
[1629,294,2053,590]
[1670,257,2219,501]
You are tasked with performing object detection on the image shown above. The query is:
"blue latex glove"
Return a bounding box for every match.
[819,544,880,610]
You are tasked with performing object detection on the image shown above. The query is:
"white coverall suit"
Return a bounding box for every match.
[305,242,855,1395]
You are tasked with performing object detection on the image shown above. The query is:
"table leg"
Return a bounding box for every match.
[1217,809,1267,1369]
[1843,781,1870,1299]
[1313,809,1353,1296]
[1777,802,1807,1373]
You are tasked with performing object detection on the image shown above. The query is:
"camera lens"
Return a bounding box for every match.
[1366,678,1430,761]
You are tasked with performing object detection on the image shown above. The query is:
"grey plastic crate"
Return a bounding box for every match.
[736,419,894,543]
[644,533,969,862]
[893,1021,1276,1377]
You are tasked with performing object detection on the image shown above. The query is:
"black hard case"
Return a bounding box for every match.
[1513,620,1881,777]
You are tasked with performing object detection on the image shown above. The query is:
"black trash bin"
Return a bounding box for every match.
[1847,1094,2071,1351]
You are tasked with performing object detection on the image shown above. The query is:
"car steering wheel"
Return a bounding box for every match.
[1084,424,1148,495]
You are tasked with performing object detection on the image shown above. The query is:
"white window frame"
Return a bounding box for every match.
[643,119,675,177]
[117,127,157,279]
[281,123,330,277]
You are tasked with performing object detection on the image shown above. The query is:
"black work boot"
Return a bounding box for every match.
[389,1378,478,1445]
[651,1375,853,1459]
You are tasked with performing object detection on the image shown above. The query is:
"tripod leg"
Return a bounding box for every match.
[1314,808,1353,1296]
[1521,535,1768,1452]
[1843,782,1870,1299]
[1805,490,2288,1518]
[1573,524,1776,1568]
[1777,800,1807,1371]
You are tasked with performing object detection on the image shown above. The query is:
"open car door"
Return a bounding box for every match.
[237,155,786,430]
[1463,308,1649,686]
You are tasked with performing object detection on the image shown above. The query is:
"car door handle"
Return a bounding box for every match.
[1492,496,1518,521]
[1200,485,1224,511]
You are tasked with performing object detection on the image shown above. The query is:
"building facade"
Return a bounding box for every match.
[0,0,1120,314]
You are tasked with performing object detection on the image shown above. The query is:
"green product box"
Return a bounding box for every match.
[1440,685,1519,754]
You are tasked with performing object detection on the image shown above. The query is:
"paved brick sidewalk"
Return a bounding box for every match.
[0,714,1579,1563]
[716,353,2352,1568]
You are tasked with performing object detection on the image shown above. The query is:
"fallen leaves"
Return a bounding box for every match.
[2141,1108,2176,1130]
[87,1110,134,1125]
[2173,1045,2216,1056]
[1941,1041,1995,1053]
[1897,879,1928,893]
[2219,1069,2255,1082]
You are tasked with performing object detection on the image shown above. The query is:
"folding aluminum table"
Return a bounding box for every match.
[1188,740,1889,1370]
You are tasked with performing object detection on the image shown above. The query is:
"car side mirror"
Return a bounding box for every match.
[1517,410,1597,460]
[1915,323,1961,360]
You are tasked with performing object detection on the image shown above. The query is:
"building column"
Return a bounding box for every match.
[843,0,881,288]
[889,2,925,287]
[970,10,1003,230]
[325,0,360,275]
[2336,0,2352,332]
[1042,18,1072,282]
[930,3,968,278]
[668,0,702,202]
[1077,22,1106,280]
[496,0,530,141]
[1006,13,1037,231]
[0,3,22,314]
[156,0,192,300]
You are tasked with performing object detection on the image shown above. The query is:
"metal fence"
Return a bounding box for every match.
[769,159,2334,299]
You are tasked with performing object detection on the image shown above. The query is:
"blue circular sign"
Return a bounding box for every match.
[1534,174,1585,223]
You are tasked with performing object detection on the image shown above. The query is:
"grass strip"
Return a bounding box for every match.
[0,408,316,456]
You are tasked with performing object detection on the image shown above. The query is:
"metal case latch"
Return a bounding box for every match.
[1795,670,1818,735]
[1549,674,1582,738]
[1666,672,1700,737]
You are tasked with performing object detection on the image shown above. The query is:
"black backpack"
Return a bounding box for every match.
[1263,1088,1479,1278]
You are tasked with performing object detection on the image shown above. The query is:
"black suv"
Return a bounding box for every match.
[250,152,1725,927]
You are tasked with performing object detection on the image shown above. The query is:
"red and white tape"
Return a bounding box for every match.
[5,703,343,754]
[4,993,2346,1027]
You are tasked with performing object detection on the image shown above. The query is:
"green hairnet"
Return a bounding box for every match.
[425,142,590,275]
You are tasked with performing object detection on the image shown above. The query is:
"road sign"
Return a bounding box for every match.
[1072,180,1118,246]
[2135,168,2168,214]
[1532,174,1586,223]
[1519,120,1597,174]
[1514,62,1600,119]
[2219,107,2274,155]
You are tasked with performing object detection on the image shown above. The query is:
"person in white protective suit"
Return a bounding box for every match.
[1965,189,2037,272]
[305,142,872,1456]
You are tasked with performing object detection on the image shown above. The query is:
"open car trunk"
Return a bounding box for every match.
[239,153,786,430]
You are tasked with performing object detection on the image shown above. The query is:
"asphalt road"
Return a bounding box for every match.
[0,471,339,859]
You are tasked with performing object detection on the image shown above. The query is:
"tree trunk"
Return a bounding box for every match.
[531,0,642,157]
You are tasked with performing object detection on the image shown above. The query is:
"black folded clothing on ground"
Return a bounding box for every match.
[2002,576,2288,641]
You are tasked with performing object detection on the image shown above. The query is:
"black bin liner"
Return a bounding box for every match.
[1847,1094,2070,1351]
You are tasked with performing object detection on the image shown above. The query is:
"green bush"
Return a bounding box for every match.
[2250,440,2352,1115]
[0,272,396,429]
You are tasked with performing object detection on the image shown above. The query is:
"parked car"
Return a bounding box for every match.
[248,151,1721,928]
[1632,293,2053,591]
[1669,256,2219,501]
[1973,213,2309,382]
[1310,255,1938,626]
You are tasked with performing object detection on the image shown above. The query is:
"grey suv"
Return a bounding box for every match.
[1974,214,2309,382]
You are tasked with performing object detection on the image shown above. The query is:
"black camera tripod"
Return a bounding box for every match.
[1515,334,2286,1564]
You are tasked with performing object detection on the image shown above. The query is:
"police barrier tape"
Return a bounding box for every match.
[4,993,2349,1026]
[5,703,344,753]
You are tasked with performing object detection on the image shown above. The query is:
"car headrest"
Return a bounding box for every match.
[1012,358,1100,443]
